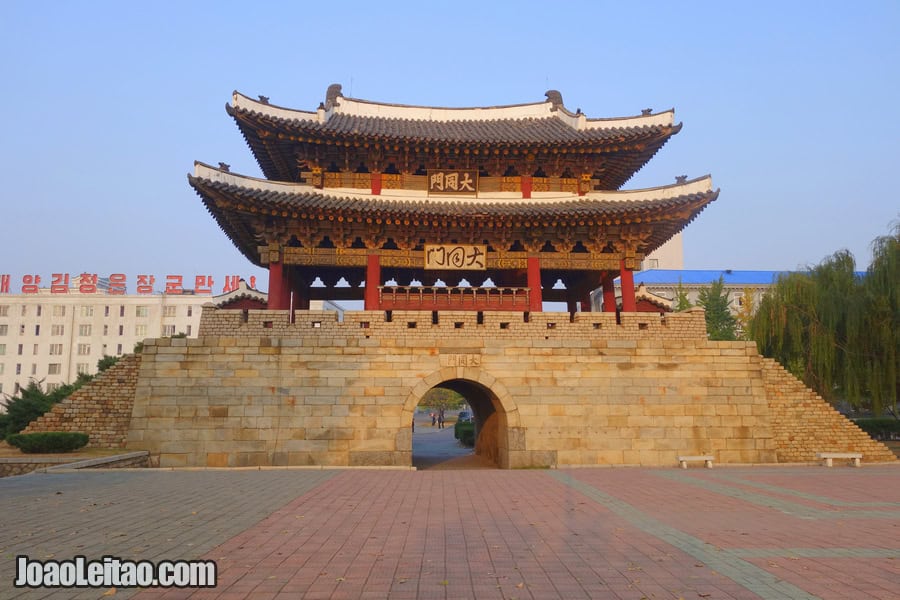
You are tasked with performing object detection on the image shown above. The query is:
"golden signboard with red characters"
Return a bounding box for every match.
[424,244,487,270]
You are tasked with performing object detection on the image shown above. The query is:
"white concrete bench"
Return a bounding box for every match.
[816,452,862,467]
[678,455,714,469]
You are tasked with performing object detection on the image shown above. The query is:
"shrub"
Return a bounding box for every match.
[6,432,89,453]
[454,421,475,447]
[854,418,900,440]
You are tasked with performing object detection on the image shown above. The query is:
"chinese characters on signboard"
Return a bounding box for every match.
[427,169,478,195]
[424,245,487,271]
[0,273,257,295]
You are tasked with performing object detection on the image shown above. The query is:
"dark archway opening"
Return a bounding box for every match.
[412,379,502,470]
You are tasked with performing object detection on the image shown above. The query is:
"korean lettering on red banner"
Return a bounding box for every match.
[21,275,41,293]
[194,275,213,294]
[78,273,99,294]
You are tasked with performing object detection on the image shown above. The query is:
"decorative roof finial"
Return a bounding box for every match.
[642,108,653,115]
[675,175,687,183]
[544,90,563,110]
[325,83,343,109]
[218,162,231,172]
[258,95,269,104]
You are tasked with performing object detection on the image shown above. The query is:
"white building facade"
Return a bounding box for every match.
[0,292,208,400]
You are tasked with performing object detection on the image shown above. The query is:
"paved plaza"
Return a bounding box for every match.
[1,462,898,600]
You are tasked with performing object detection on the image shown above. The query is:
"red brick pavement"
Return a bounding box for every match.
[135,465,900,600]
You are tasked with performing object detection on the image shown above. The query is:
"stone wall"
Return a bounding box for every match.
[28,308,892,469]
[760,358,896,463]
[127,308,888,469]
[23,354,141,448]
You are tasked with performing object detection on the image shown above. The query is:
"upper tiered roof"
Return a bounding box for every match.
[227,85,681,188]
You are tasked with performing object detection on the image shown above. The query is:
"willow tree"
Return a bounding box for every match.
[750,222,899,414]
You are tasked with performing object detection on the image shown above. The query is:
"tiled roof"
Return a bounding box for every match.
[188,163,717,267]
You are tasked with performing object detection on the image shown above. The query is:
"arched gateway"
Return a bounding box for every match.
[404,371,520,468]
[27,84,894,468]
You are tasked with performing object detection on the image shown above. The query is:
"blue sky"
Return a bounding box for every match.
[1,1,898,293]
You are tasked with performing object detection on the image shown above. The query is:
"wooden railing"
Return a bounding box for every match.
[378,286,530,311]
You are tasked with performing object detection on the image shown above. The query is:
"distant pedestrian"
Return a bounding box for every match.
[431,412,436,426]
[438,409,445,429]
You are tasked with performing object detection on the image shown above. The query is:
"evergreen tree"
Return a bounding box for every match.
[674,279,692,311]
[696,276,738,341]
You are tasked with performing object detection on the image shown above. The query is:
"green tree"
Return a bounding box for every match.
[674,279,692,311]
[734,287,757,340]
[420,387,464,411]
[0,355,112,439]
[696,276,738,341]
[750,222,899,415]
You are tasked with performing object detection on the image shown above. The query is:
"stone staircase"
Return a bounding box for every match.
[760,357,896,463]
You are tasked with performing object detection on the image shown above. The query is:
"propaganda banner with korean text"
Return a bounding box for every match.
[424,244,487,271]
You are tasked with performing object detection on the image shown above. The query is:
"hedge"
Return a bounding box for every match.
[6,432,90,453]
[454,421,475,447]
[853,418,900,440]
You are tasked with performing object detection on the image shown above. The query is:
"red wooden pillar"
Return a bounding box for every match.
[364,253,381,310]
[601,274,616,313]
[370,172,382,195]
[620,260,636,312]
[521,175,532,199]
[527,256,542,313]
[267,260,288,310]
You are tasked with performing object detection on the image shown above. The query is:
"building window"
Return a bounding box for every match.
[51,324,64,336]
[119,305,125,317]
[187,306,193,317]
[116,343,122,355]
[77,343,91,356]
[19,324,25,335]
[33,344,38,355]
[0,324,7,336]
[135,306,148,318]
[36,305,42,317]
[49,344,63,355]
[17,344,23,355]
[31,364,37,375]
[186,325,192,336]
[21,305,27,317]
[102,344,108,355]
[53,305,66,317]
[162,324,176,337]
[0,305,8,316]
[0,343,5,355]
[104,305,110,317]
[163,306,177,318]
[81,306,94,317]
[76,363,90,375]
[0,363,3,375]
[135,324,147,337]
[103,324,109,335]
[78,324,92,336]
[46,383,60,392]
[16,364,21,375]
[34,325,40,336]
[118,325,124,336]
[48,363,61,375]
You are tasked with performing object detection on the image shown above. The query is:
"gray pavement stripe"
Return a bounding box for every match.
[730,548,900,559]
[705,472,900,508]
[548,470,822,600]
[654,470,900,520]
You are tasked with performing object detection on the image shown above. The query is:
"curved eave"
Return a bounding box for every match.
[228,96,680,183]
[189,163,717,264]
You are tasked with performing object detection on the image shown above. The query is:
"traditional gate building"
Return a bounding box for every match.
[188,85,717,314]
[26,85,894,468]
